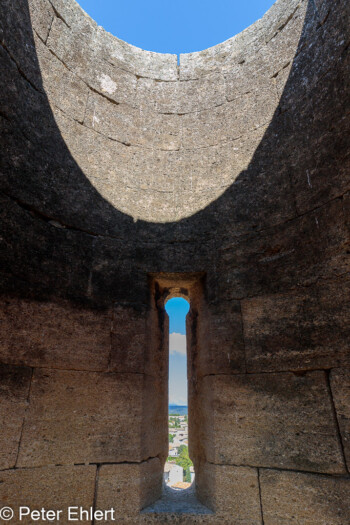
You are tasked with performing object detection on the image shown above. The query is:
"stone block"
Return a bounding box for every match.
[17,369,165,467]
[217,197,349,302]
[0,465,96,525]
[0,0,43,91]
[195,302,246,376]
[330,368,350,470]
[96,459,163,521]
[110,303,168,382]
[242,277,350,373]
[84,91,140,145]
[35,34,89,123]
[260,469,350,525]
[201,371,345,474]
[264,0,310,77]
[28,0,54,42]
[48,0,98,37]
[0,298,111,371]
[177,73,226,114]
[181,96,273,149]
[136,78,178,113]
[84,92,181,150]
[0,364,32,469]
[136,73,226,114]
[0,191,95,306]
[110,304,148,374]
[287,73,350,214]
[103,33,178,81]
[47,17,137,105]
[196,462,262,523]
[276,28,326,113]
[137,108,181,151]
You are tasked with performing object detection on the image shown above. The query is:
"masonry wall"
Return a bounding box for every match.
[0,0,349,523]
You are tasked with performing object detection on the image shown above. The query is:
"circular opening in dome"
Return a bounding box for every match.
[77,0,276,54]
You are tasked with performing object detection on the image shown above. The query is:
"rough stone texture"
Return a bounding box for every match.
[35,33,89,123]
[330,368,350,470]
[241,277,350,373]
[28,0,54,43]
[199,372,345,474]
[0,0,349,521]
[0,298,112,371]
[96,459,163,521]
[110,303,156,375]
[0,364,31,469]
[260,469,350,525]
[0,465,96,525]
[17,368,164,467]
[195,301,246,377]
[196,463,262,522]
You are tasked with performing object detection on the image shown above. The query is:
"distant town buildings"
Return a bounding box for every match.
[165,414,195,487]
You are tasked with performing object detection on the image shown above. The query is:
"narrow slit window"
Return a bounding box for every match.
[164,297,194,489]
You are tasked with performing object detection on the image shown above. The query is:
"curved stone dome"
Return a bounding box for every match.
[29,0,310,222]
[0,0,349,304]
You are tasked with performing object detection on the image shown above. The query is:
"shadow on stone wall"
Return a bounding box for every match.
[0,0,348,307]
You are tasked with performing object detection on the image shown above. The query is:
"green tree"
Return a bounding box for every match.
[168,433,174,443]
[175,445,193,474]
[169,416,180,428]
[185,467,191,483]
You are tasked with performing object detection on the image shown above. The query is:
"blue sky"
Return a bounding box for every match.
[77,0,276,54]
[165,298,189,405]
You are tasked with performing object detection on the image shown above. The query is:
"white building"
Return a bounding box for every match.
[169,464,183,486]
[164,462,184,486]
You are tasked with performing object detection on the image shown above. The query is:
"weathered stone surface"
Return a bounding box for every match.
[181,101,271,149]
[195,302,246,376]
[0,465,96,525]
[0,298,111,370]
[84,91,181,150]
[136,73,226,115]
[344,191,350,233]
[260,469,350,525]
[196,462,261,522]
[28,0,54,42]
[110,304,148,374]
[0,364,31,469]
[200,372,345,473]
[96,459,163,521]
[46,17,138,106]
[330,368,350,470]
[242,277,350,373]
[217,197,350,302]
[286,65,350,214]
[34,33,89,123]
[17,369,164,466]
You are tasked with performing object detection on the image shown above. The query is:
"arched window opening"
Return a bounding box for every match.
[144,273,211,515]
[164,297,193,489]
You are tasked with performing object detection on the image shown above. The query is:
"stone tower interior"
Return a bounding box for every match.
[0,0,350,523]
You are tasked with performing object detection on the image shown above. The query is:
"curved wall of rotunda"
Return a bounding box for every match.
[0,0,349,522]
